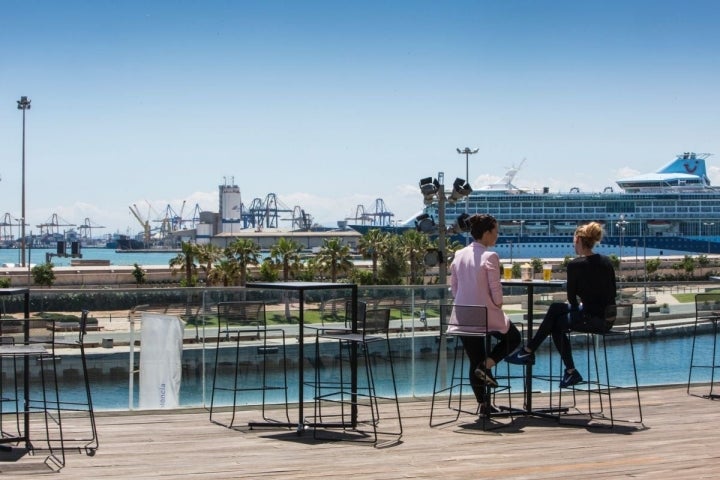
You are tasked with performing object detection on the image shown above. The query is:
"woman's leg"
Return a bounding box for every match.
[488,323,521,365]
[555,314,610,370]
[460,335,487,403]
[526,302,570,352]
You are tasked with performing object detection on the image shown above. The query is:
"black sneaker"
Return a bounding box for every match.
[506,347,535,365]
[473,367,499,388]
[479,403,500,415]
[559,369,583,388]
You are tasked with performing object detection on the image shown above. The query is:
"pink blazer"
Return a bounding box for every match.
[449,242,510,334]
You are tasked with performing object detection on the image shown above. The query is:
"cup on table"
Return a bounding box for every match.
[503,264,513,280]
[543,264,552,281]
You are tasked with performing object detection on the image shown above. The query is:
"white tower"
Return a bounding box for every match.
[219,177,242,234]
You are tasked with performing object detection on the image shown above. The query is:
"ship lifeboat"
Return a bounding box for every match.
[499,221,521,233]
[553,222,578,233]
[523,222,548,232]
[647,220,672,231]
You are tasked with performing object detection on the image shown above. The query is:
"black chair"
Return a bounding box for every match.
[44,310,99,455]
[312,307,402,446]
[209,301,290,428]
[557,304,644,428]
[429,304,514,430]
[687,293,720,399]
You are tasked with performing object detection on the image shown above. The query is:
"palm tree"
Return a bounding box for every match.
[196,243,223,285]
[400,230,430,284]
[358,229,387,284]
[169,241,199,286]
[270,237,304,320]
[315,238,354,282]
[378,235,406,285]
[226,238,261,286]
[270,237,303,281]
[208,259,241,286]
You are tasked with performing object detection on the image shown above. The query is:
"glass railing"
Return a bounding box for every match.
[0,283,710,413]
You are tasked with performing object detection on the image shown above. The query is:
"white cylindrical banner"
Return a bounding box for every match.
[139,312,184,409]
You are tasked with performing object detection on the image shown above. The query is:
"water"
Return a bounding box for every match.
[14,331,715,412]
[0,247,177,267]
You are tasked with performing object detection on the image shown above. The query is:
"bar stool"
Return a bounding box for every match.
[209,301,290,428]
[557,304,643,428]
[45,310,98,455]
[308,300,366,425]
[312,308,402,446]
[687,293,720,399]
[0,340,65,469]
[0,336,20,442]
[429,304,514,430]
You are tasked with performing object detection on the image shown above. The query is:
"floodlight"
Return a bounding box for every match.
[454,213,471,233]
[414,213,436,234]
[448,177,472,204]
[419,177,439,205]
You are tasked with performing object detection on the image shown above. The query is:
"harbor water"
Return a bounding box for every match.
[14,331,717,412]
[0,247,177,268]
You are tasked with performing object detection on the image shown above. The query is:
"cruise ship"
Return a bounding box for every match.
[353,152,720,259]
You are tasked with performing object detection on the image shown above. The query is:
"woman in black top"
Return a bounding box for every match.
[506,221,617,388]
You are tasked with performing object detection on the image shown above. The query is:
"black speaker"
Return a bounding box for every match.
[71,241,80,256]
[57,241,66,255]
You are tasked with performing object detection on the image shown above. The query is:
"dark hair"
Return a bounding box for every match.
[575,221,604,249]
[469,214,497,240]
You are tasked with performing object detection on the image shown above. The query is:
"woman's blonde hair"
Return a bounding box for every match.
[574,221,604,250]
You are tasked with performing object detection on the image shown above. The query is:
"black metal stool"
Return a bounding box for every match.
[312,308,402,446]
[209,301,290,428]
[687,293,720,399]
[557,304,643,428]
[429,304,514,430]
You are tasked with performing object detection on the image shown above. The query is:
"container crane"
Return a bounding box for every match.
[77,217,106,240]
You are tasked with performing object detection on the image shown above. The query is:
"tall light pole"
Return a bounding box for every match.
[17,96,31,268]
[616,214,627,278]
[456,148,478,244]
[704,222,714,254]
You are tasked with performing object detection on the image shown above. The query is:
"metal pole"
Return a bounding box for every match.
[438,172,447,285]
[457,148,478,245]
[17,96,31,268]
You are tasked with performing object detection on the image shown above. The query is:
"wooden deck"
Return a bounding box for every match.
[2,384,718,478]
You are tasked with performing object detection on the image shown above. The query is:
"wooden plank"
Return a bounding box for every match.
[1,385,718,478]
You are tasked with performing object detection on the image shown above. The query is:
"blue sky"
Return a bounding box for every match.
[1,0,719,238]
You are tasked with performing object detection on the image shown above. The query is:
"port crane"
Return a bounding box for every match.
[0,213,21,244]
[346,198,394,226]
[129,204,152,247]
[36,213,76,236]
[77,217,106,240]
[244,193,294,230]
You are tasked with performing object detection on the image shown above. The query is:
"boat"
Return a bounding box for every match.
[350,152,720,258]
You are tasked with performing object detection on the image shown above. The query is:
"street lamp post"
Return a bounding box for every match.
[616,214,627,277]
[17,96,31,268]
[456,148,478,244]
[704,222,714,254]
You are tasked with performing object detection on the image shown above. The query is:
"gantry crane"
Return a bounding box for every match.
[77,217,106,240]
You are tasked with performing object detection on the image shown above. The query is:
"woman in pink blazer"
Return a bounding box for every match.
[450,214,521,395]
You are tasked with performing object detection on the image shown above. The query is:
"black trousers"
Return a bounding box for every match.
[527,302,611,371]
[460,323,521,403]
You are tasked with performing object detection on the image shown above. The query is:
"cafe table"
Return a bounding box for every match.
[501,279,566,415]
[245,282,359,433]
